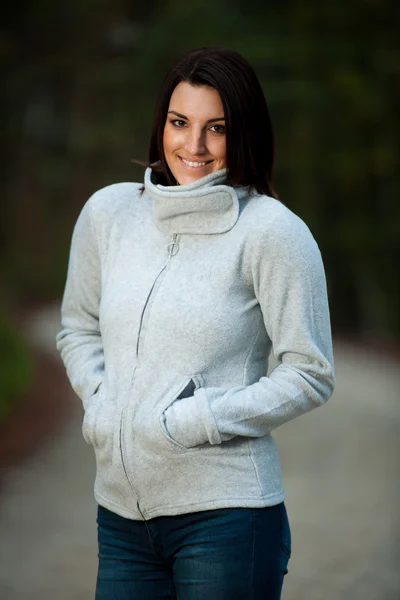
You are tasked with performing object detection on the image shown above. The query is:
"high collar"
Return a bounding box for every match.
[144,167,244,235]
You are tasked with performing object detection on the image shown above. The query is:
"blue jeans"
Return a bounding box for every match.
[95,503,291,599]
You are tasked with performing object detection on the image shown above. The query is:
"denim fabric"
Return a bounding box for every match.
[95,503,291,599]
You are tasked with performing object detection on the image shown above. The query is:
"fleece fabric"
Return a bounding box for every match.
[56,167,335,521]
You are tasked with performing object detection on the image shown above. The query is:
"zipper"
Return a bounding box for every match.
[119,233,180,517]
[166,233,179,257]
[119,408,137,492]
[135,233,180,361]
[119,406,148,522]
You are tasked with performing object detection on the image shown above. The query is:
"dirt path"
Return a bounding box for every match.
[0,306,399,600]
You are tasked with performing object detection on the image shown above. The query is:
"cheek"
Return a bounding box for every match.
[163,124,183,157]
[162,127,172,156]
[212,138,227,162]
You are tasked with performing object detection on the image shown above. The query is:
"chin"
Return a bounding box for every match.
[172,165,216,186]
[176,173,204,185]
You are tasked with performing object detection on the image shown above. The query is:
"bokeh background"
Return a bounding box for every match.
[0,2,399,599]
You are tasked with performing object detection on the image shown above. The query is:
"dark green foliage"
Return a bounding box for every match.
[1,0,399,338]
[0,313,34,423]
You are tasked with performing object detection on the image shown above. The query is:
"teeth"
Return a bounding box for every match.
[181,158,207,167]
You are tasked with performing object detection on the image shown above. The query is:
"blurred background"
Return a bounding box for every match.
[0,1,399,599]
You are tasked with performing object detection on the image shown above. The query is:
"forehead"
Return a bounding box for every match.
[168,82,224,119]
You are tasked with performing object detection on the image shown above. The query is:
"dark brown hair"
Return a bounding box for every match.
[148,47,277,198]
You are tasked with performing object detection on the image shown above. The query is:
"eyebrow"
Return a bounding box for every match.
[168,110,225,123]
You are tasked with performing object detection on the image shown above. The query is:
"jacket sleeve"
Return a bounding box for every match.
[164,213,336,448]
[56,198,104,410]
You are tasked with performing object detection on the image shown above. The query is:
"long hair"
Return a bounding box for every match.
[148,47,277,198]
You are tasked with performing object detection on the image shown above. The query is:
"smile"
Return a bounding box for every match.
[178,156,212,168]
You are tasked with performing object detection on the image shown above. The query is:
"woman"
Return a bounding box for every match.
[57,47,335,599]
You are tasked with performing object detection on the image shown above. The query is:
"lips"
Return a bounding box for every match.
[178,156,213,168]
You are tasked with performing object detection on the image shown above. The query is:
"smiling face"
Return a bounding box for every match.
[163,81,227,185]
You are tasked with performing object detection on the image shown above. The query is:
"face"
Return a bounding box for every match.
[163,81,227,185]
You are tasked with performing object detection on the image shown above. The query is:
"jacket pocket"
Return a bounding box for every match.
[82,384,103,445]
[82,383,114,453]
[158,375,203,450]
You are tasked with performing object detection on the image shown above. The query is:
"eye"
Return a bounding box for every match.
[171,119,187,128]
[210,124,226,134]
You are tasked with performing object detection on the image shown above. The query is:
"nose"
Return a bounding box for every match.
[184,127,206,156]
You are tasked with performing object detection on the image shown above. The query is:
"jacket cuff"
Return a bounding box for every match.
[194,387,222,445]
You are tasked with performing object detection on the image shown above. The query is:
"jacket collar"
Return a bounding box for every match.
[144,167,243,235]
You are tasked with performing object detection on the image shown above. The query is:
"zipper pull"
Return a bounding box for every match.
[167,233,180,256]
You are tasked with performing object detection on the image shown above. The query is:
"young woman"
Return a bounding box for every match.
[57,47,335,599]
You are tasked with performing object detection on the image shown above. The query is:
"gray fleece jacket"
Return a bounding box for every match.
[56,167,335,521]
